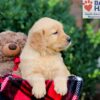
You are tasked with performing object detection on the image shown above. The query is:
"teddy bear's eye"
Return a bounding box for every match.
[53,31,58,35]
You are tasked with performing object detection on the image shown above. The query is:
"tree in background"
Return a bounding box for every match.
[0,0,74,33]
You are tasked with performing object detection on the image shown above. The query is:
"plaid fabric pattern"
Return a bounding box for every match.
[0,75,83,100]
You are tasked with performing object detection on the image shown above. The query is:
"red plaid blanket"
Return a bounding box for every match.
[0,75,83,100]
[0,57,83,100]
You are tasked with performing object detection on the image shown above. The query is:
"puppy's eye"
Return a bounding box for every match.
[53,31,58,35]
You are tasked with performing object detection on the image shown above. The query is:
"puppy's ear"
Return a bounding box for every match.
[30,30,46,55]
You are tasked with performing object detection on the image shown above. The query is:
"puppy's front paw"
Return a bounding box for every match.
[32,83,46,99]
[54,77,67,95]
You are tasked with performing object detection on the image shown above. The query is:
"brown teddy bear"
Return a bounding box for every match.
[0,30,27,76]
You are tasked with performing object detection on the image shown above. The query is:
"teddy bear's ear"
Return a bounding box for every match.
[29,30,46,55]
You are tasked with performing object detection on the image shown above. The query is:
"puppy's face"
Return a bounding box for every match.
[44,23,71,52]
[29,18,71,55]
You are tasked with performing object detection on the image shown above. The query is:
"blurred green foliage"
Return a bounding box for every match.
[86,24,100,47]
[0,0,74,33]
[63,23,100,99]
[0,0,100,99]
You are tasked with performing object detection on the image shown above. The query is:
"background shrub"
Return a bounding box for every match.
[0,0,100,99]
[0,0,74,33]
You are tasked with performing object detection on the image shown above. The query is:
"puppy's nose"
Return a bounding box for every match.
[67,37,71,42]
[9,44,17,50]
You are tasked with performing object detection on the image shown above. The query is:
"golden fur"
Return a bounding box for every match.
[19,17,71,98]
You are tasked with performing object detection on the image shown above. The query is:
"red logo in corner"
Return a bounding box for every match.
[83,0,93,11]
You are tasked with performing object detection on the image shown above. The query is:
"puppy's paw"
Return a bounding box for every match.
[54,77,67,95]
[32,83,46,99]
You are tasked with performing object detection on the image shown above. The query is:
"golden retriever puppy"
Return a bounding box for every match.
[19,17,71,98]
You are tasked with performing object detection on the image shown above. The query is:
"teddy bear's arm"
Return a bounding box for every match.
[0,61,14,76]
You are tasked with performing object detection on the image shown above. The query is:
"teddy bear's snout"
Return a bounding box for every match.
[2,43,21,57]
[9,44,17,50]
